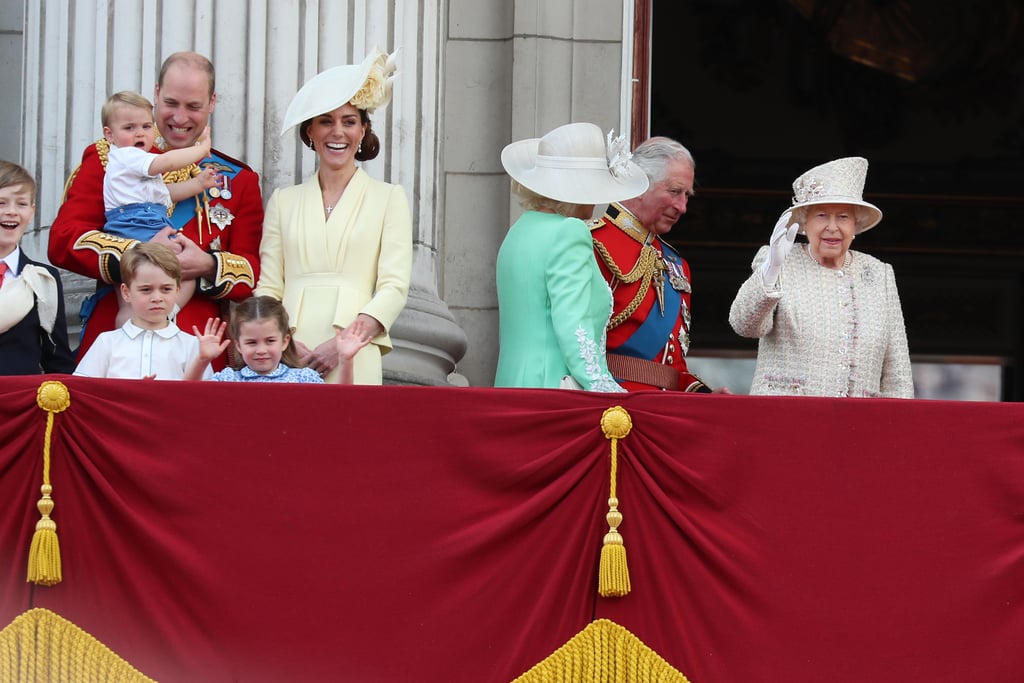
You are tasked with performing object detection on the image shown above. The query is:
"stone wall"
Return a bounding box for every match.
[442,0,629,386]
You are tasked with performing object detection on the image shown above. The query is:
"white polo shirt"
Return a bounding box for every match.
[74,320,212,380]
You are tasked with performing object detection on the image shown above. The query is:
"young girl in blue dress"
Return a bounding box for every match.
[187,295,370,383]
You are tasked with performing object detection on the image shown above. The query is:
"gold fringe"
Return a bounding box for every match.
[598,406,633,598]
[27,381,71,586]
[511,618,691,683]
[0,608,155,682]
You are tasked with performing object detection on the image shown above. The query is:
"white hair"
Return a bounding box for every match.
[631,137,695,185]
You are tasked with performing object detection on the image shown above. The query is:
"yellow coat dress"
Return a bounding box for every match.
[256,168,412,384]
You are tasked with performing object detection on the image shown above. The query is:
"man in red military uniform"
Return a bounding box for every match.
[49,52,263,368]
[591,137,712,392]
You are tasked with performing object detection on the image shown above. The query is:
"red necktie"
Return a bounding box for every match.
[0,262,7,287]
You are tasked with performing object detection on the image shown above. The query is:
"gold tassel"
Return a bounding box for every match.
[27,381,71,586]
[598,406,632,598]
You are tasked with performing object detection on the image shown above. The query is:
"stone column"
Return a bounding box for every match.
[381,0,468,385]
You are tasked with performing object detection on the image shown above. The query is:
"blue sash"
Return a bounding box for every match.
[617,265,682,360]
[610,246,684,360]
[168,152,243,229]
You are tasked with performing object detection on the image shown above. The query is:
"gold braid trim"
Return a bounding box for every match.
[593,238,660,330]
[512,618,691,683]
[0,608,156,682]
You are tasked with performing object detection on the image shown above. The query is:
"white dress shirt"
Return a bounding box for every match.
[74,319,211,380]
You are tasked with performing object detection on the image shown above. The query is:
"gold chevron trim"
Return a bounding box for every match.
[0,608,155,682]
[511,618,691,683]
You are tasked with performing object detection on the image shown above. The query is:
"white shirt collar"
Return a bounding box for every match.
[121,318,181,339]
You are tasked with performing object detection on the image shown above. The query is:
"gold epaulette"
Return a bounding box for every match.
[96,138,110,167]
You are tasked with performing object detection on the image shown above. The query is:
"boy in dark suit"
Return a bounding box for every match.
[0,160,75,375]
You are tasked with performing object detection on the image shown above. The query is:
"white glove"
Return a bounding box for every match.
[760,209,798,287]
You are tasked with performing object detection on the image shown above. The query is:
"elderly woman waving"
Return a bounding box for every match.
[729,157,914,398]
[494,123,648,391]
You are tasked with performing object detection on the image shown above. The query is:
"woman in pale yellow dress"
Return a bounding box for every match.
[256,48,411,385]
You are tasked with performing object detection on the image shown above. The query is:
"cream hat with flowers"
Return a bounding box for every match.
[280,46,397,140]
[790,157,882,234]
[500,122,649,205]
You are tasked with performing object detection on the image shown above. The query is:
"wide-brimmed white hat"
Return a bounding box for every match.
[280,46,397,138]
[790,156,882,234]
[500,123,649,205]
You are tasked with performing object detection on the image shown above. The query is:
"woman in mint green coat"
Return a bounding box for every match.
[494,122,648,391]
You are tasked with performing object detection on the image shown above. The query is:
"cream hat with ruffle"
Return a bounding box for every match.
[790,157,882,234]
[280,47,397,140]
[500,123,649,205]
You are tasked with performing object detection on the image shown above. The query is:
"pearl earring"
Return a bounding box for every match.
[358,140,363,154]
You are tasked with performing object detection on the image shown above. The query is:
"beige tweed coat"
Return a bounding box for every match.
[729,244,914,398]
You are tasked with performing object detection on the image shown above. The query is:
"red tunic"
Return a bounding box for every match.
[49,141,264,368]
[591,203,708,392]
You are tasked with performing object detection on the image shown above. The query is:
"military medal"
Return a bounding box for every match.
[208,204,235,231]
[666,260,691,293]
[209,186,221,198]
[220,175,233,200]
[670,275,690,292]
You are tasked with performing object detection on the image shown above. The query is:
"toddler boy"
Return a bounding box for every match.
[100,91,219,327]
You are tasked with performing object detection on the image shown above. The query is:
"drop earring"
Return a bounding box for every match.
[307,140,315,151]
[358,140,363,154]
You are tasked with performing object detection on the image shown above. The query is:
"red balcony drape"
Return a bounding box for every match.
[2,375,1022,682]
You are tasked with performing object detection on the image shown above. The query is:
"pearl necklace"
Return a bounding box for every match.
[806,244,851,271]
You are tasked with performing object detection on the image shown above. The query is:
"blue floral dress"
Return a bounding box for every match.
[212,364,323,384]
